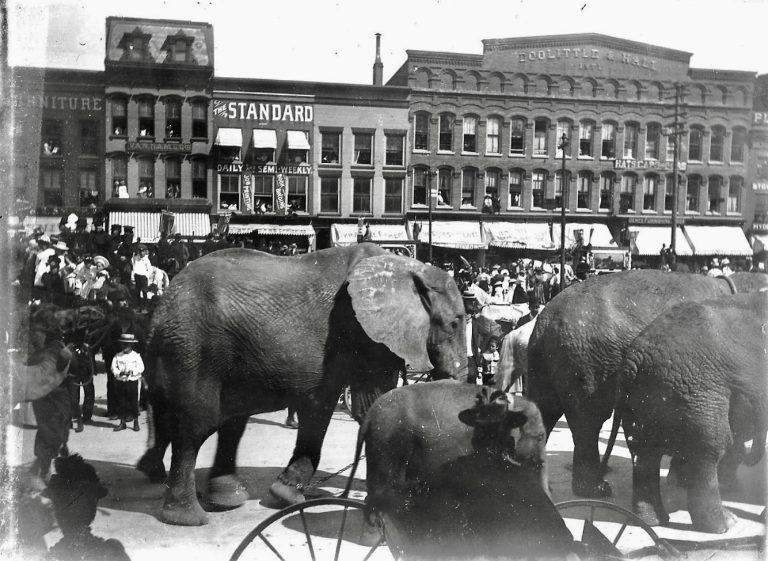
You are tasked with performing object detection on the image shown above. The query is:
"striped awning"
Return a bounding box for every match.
[628,226,693,256]
[683,225,753,256]
[331,223,411,247]
[227,223,316,238]
[172,212,212,238]
[109,211,162,243]
[410,221,486,250]
[551,223,618,248]
[483,222,556,250]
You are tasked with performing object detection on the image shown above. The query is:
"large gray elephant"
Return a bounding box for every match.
[494,317,538,393]
[10,340,73,404]
[527,270,768,498]
[136,243,467,526]
[621,292,767,533]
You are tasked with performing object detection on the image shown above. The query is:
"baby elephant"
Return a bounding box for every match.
[622,292,767,534]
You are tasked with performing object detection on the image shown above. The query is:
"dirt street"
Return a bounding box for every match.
[5,371,766,561]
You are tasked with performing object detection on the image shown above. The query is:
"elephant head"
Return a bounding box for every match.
[11,340,73,404]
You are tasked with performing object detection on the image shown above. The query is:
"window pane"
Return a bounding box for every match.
[354,133,373,165]
[620,175,636,211]
[643,176,656,210]
[645,124,660,160]
[556,121,570,158]
[508,171,522,208]
[321,132,340,164]
[461,169,476,206]
[353,177,371,213]
[320,177,339,213]
[579,122,593,157]
[689,129,702,161]
[385,135,404,166]
[730,129,745,162]
[437,169,452,206]
[710,128,724,162]
[577,173,591,209]
[686,176,700,212]
[413,168,427,205]
[288,177,307,212]
[415,114,429,151]
[384,178,403,213]
[439,114,453,151]
[510,119,525,155]
[531,171,545,208]
[708,177,722,212]
[80,120,98,155]
[534,120,548,156]
[624,124,638,159]
[486,118,500,154]
[601,123,615,158]
[599,174,613,209]
[463,116,477,152]
[220,175,240,210]
[728,177,742,212]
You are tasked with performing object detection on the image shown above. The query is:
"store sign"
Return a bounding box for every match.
[753,222,768,231]
[127,141,192,153]
[242,174,253,212]
[753,182,768,191]
[614,159,686,172]
[753,112,768,127]
[514,48,658,72]
[217,163,244,173]
[254,164,311,175]
[214,100,314,122]
[274,174,288,216]
[14,94,103,111]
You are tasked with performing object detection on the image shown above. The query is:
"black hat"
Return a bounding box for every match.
[110,224,122,232]
[124,225,134,233]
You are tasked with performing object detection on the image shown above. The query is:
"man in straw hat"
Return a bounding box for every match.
[110,333,144,432]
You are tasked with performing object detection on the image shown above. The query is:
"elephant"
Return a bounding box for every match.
[620,292,767,533]
[136,243,467,526]
[526,270,768,498]
[494,316,538,393]
[347,383,576,560]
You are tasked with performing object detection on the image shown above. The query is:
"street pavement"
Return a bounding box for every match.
[5,369,766,561]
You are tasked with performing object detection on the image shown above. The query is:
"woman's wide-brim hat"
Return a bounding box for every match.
[118,333,138,344]
[93,255,109,269]
[53,241,69,251]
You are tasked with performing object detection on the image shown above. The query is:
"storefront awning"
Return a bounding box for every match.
[628,226,693,256]
[751,233,768,253]
[109,211,162,243]
[683,225,753,256]
[410,221,486,250]
[214,128,243,147]
[483,222,556,250]
[172,212,212,238]
[286,130,310,150]
[551,223,618,248]
[331,223,411,247]
[227,223,316,239]
[252,129,277,149]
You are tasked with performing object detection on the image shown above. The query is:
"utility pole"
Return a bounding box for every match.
[666,83,687,260]
[558,133,568,293]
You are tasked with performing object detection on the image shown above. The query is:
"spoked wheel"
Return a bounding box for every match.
[229,498,389,561]
[555,499,680,560]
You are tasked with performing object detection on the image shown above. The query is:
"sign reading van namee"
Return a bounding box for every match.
[127,141,192,154]
[214,100,314,122]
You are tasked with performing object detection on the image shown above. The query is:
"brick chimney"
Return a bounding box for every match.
[372,33,383,86]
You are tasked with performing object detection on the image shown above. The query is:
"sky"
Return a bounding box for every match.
[7,0,768,85]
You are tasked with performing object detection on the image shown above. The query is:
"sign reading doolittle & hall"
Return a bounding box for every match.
[127,141,192,153]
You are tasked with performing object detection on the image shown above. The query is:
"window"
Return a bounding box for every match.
[285,131,309,165]
[730,128,746,163]
[252,175,274,211]
[220,175,240,210]
[320,177,339,213]
[352,177,371,213]
[688,127,703,161]
[708,176,722,213]
[728,177,742,213]
[437,169,452,207]
[531,171,546,208]
[664,175,675,212]
[556,120,571,159]
[192,159,207,198]
[623,123,638,159]
[165,158,181,199]
[80,121,98,155]
[620,174,636,212]
[413,168,427,206]
[287,177,307,212]
[173,38,189,63]
[485,169,499,201]
[579,121,593,157]
[461,169,477,207]
[486,117,501,155]
[642,175,657,210]
[710,127,725,162]
[577,173,591,209]
[599,173,613,210]
[665,127,676,162]
[601,122,616,159]
[192,100,208,138]
[508,171,523,208]
[686,176,700,212]
[138,98,155,137]
[414,113,430,151]
[40,168,63,207]
[645,124,661,160]
[462,116,477,153]
[439,114,454,152]
[385,135,404,166]
[138,158,155,198]
[354,132,373,165]
[253,132,275,165]
[42,120,62,156]
[509,118,525,155]
[533,119,548,156]
[165,99,182,138]
[79,169,99,207]
[112,157,127,197]
[554,171,569,209]
[321,131,341,164]
[111,98,127,136]
[384,178,403,214]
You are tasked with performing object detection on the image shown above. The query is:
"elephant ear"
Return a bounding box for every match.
[347,254,437,371]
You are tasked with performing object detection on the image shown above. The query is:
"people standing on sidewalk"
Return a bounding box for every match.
[110,334,144,432]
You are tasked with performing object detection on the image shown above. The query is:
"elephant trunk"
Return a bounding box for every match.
[744,428,766,467]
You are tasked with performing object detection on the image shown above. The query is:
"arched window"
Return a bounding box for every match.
[438,113,454,152]
[509,117,526,155]
[623,123,639,159]
[412,167,428,206]
[462,115,478,153]
[437,168,452,207]
[461,168,478,207]
[533,118,549,157]
[601,122,616,159]
[688,126,704,161]
[556,120,571,159]
[486,116,501,155]
[191,158,207,199]
[554,170,571,209]
[508,169,523,208]
[415,69,430,89]
[645,123,661,160]
[165,157,181,199]
[138,157,155,198]
[485,169,500,201]
[531,170,547,209]
[686,175,701,212]
[642,174,657,210]
[111,97,128,136]
[414,112,430,151]
[620,174,636,212]
[599,173,614,210]
[440,71,456,90]
[730,127,746,163]
[579,121,594,158]
[728,176,743,213]
[577,172,592,209]
[138,97,155,137]
[464,73,479,92]
[165,98,182,139]
[488,73,503,93]
[708,176,723,213]
[710,126,725,162]
[191,99,208,138]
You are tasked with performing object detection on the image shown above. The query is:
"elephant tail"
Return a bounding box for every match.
[600,400,624,476]
[719,274,738,295]
[744,428,766,467]
[342,419,368,499]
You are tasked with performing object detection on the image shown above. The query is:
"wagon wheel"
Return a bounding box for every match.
[229,498,387,561]
[555,499,680,560]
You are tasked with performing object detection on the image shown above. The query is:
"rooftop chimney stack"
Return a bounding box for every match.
[373,33,383,86]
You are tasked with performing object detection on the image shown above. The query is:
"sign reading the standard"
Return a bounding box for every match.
[214,100,314,122]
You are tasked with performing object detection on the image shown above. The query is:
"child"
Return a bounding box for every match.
[480,336,501,386]
[111,333,144,432]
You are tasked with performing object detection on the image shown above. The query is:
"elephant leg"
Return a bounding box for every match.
[269,399,335,506]
[569,413,612,497]
[137,397,172,484]
[206,414,249,510]
[667,455,689,487]
[717,443,743,491]
[687,456,738,533]
[632,448,668,526]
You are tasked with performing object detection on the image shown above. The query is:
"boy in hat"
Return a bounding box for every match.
[110,334,144,432]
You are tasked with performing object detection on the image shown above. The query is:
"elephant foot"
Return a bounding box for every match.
[572,478,612,498]
[268,481,307,507]
[691,506,738,534]
[205,475,249,511]
[137,449,167,484]
[633,500,669,527]
[161,495,209,526]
